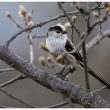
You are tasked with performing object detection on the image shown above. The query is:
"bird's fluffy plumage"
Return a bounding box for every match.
[46,23,68,55]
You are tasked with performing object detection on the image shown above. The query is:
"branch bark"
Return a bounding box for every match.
[0,45,110,108]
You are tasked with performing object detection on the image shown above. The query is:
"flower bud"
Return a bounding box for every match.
[39,56,46,66]
[106,7,110,14]
[18,5,26,19]
[92,11,100,18]
[27,21,33,27]
[72,15,77,22]
[56,54,63,63]
[39,42,49,52]
[64,22,72,30]
[5,11,12,18]
[47,57,53,63]
[104,2,110,8]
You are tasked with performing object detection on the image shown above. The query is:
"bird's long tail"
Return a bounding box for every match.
[79,62,110,89]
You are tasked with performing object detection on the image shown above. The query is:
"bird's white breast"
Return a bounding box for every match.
[46,36,67,55]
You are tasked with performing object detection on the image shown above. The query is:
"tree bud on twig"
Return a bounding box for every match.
[47,57,53,63]
[105,7,110,14]
[64,22,72,30]
[72,15,77,22]
[92,11,100,18]
[39,56,46,66]
[27,21,33,27]
[18,5,26,19]
[56,54,63,63]
[39,42,49,52]
[5,11,12,19]
[104,2,110,8]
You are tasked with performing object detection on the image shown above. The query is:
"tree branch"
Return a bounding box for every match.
[0,45,110,108]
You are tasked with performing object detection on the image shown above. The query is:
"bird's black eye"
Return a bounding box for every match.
[56,30,61,33]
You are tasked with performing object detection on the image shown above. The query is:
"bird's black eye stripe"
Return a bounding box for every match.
[49,26,62,32]
[48,26,67,34]
[54,26,62,32]
[62,31,67,34]
[49,27,54,31]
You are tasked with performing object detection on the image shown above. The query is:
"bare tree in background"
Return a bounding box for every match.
[0,2,110,108]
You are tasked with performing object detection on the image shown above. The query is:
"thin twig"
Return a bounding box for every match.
[88,18,106,34]
[0,68,15,73]
[0,74,27,88]
[92,85,107,93]
[22,12,34,64]
[82,41,90,91]
[78,4,91,91]
[10,18,23,29]
[5,6,104,47]
[7,14,23,29]
[27,31,34,64]
[97,2,102,34]
[32,35,46,39]
[57,2,81,37]
[0,88,34,108]
[84,7,90,91]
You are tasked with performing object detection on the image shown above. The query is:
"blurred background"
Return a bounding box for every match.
[0,2,110,108]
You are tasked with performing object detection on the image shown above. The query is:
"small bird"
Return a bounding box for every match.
[46,23,110,89]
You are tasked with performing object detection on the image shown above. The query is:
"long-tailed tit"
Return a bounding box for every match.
[46,23,110,88]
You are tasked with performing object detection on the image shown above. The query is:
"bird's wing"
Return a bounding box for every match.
[65,38,83,62]
[65,38,74,51]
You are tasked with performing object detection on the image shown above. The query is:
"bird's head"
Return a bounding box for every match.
[47,23,67,38]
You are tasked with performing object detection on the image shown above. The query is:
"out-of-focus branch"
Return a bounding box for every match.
[32,35,46,39]
[0,68,15,73]
[0,88,34,108]
[92,85,107,93]
[0,45,110,108]
[0,74,27,88]
[85,30,110,52]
